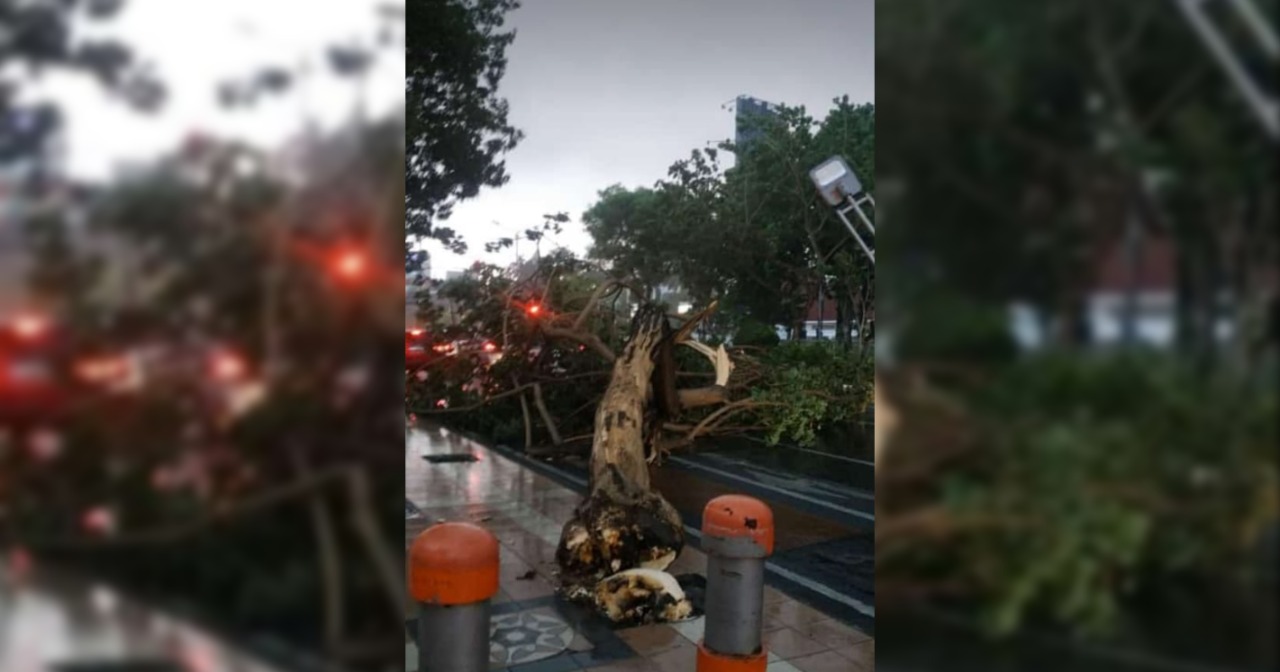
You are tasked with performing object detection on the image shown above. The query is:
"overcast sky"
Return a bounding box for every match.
[21,0,403,181]
[426,0,874,278]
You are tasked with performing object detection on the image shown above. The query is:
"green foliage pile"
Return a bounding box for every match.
[410,256,875,450]
[880,354,1279,638]
[749,341,874,447]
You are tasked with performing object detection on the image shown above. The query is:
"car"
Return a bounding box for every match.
[406,329,433,369]
[0,314,75,429]
[454,337,503,366]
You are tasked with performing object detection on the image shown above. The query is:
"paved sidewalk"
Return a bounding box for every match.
[406,423,874,671]
[1,564,282,672]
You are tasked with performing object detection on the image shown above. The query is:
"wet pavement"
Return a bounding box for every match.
[0,564,282,672]
[475,433,876,632]
[406,422,874,671]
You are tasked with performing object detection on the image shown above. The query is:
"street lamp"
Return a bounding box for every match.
[809,155,875,265]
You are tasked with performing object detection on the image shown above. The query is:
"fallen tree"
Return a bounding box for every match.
[407,260,871,457]
[554,301,735,623]
[408,258,873,622]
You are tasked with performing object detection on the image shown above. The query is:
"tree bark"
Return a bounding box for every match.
[556,305,685,607]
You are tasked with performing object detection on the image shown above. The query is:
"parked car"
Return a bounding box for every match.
[405,329,432,369]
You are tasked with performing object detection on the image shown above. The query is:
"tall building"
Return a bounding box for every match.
[405,250,431,328]
[733,95,781,155]
[0,107,67,315]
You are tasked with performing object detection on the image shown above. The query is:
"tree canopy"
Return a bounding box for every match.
[877,0,1276,362]
[1,0,164,163]
[583,98,876,343]
[405,0,525,250]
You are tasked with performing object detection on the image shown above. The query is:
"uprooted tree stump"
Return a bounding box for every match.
[555,302,732,625]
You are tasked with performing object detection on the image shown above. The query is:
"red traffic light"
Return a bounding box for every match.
[526,302,543,317]
[334,249,368,280]
[210,350,247,382]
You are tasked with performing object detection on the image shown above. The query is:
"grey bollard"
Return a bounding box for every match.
[698,495,774,672]
[409,522,499,672]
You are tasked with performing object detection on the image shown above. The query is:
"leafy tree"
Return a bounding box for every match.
[582,99,876,344]
[1,0,164,163]
[405,0,525,249]
[582,185,670,295]
[877,0,1276,362]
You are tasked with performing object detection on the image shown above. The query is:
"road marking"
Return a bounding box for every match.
[784,445,875,467]
[738,435,876,467]
[698,454,875,502]
[670,457,875,523]
[685,527,875,618]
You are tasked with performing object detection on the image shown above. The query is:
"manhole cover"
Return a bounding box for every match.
[423,453,478,463]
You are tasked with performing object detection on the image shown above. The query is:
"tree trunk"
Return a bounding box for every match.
[292,446,345,650]
[555,304,688,621]
[836,300,850,346]
[1119,210,1143,347]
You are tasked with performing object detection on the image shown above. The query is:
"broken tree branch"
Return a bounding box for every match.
[543,323,618,362]
[686,399,782,441]
[572,280,624,332]
[672,300,719,344]
[517,391,533,449]
[291,445,345,650]
[532,382,563,445]
[672,339,736,410]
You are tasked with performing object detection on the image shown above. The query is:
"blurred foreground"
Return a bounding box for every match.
[2,2,405,670]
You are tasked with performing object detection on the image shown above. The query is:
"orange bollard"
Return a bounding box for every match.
[409,522,500,672]
[697,495,774,672]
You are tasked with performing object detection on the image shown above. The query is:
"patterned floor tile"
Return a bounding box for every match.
[491,611,577,666]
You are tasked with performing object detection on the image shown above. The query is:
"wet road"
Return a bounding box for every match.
[450,427,876,633]
[0,565,282,672]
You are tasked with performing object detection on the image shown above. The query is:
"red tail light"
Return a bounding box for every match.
[11,313,49,340]
[210,351,247,381]
[75,356,128,384]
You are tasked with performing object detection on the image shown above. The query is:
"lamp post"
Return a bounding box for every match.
[808,155,875,265]
[1173,0,1278,140]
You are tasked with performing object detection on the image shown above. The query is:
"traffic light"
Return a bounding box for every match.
[210,350,248,382]
[526,302,543,317]
[333,247,369,282]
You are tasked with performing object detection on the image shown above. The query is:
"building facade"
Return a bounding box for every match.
[733,95,781,156]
